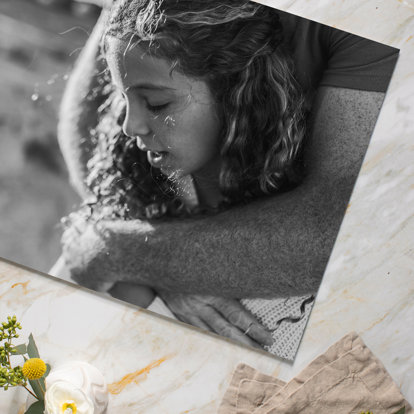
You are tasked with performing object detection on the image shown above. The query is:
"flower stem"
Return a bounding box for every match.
[22,385,39,400]
[7,338,11,367]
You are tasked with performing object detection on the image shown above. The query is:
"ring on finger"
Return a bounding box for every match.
[243,322,254,336]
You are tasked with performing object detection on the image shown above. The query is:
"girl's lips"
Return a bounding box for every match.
[147,150,169,167]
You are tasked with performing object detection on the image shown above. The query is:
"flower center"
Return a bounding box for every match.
[62,402,77,414]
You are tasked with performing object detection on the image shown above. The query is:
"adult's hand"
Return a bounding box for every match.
[158,291,274,349]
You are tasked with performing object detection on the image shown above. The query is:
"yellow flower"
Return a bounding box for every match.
[22,358,47,380]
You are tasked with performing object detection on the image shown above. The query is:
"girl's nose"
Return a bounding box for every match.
[122,101,151,138]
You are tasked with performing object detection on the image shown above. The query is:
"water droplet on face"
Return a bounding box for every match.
[63,74,69,81]
[164,115,176,127]
[31,93,39,102]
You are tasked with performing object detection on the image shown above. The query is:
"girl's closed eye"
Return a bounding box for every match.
[146,101,170,113]
[113,85,171,113]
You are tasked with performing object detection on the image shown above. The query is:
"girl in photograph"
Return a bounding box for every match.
[59,0,307,351]
[56,0,396,354]
[92,0,305,221]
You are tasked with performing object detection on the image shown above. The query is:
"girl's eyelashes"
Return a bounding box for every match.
[146,102,170,113]
[116,88,172,113]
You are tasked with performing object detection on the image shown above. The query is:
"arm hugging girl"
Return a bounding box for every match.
[60,0,307,350]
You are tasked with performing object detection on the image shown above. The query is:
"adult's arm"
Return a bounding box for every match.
[62,85,385,297]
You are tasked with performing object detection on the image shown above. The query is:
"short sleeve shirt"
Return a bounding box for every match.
[278,11,399,101]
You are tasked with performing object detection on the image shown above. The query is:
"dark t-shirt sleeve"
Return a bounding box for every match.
[280,11,399,95]
[320,27,399,92]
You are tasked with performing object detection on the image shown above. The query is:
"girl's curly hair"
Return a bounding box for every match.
[86,0,306,220]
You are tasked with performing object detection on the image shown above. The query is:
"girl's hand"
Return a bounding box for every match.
[158,291,274,349]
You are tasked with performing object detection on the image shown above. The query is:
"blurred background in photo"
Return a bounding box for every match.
[0,0,103,272]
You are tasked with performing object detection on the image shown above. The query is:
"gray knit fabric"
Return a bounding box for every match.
[241,295,314,360]
[176,179,315,360]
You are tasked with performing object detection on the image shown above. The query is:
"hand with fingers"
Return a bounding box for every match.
[158,291,274,349]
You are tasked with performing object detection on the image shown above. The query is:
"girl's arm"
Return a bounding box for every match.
[57,10,108,199]
[61,86,385,298]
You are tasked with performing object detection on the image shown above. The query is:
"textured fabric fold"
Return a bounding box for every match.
[218,332,412,414]
[218,364,286,414]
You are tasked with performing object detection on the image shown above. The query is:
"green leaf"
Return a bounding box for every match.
[45,363,51,378]
[12,344,27,355]
[27,334,40,359]
[393,407,405,414]
[28,379,45,401]
[24,400,45,414]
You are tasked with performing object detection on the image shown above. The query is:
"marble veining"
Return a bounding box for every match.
[0,263,280,412]
[1,0,414,411]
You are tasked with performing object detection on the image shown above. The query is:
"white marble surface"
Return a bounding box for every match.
[256,0,414,402]
[0,261,278,413]
[1,0,414,412]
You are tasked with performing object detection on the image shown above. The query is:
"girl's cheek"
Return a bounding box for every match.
[164,115,176,128]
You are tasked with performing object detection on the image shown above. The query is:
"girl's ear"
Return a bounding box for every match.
[219,50,306,199]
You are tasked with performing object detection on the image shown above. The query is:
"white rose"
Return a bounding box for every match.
[45,381,94,414]
[45,361,108,414]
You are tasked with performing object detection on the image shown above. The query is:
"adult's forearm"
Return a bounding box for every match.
[67,172,348,298]
[67,87,385,298]
[94,182,342,298]
[58,11,108,198]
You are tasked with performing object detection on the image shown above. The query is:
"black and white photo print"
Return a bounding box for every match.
[0,0,399,359]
